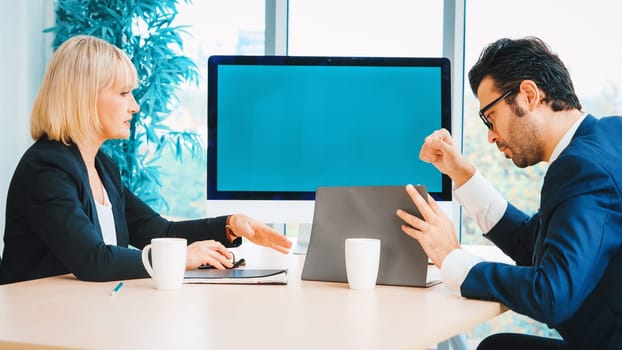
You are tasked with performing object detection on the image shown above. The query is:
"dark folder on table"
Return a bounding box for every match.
[301,185,440,288]
[184,268,288,285]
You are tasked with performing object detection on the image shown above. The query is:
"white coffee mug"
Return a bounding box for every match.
[141,238,187,290]
[345,238,381,290]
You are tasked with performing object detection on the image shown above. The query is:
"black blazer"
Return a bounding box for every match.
[0,137,238,284]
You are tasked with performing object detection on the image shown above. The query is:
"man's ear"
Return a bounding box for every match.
[519,80,542,111]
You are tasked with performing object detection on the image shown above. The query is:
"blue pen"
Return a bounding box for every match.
[111,282,124,296]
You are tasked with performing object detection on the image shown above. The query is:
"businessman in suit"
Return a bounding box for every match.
[397,37,622,349]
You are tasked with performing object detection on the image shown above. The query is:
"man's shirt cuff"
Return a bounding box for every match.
[441,248,482,292]
[453,171,507,233]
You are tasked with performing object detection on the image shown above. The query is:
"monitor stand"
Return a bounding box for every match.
[292,223,312,255]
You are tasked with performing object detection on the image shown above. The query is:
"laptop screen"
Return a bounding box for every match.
[301,185,440,287]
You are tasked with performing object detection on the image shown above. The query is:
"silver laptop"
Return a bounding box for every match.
[301,185,441,288]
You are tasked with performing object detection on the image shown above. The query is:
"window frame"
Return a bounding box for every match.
[267,0,467,238]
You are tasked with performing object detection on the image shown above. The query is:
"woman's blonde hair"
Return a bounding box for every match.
[30,35,138,144]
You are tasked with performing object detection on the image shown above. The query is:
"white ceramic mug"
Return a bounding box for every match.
[141,238,187,290]
[345,238,381,290]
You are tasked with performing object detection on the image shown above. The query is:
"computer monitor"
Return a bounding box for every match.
[206,55,451,224]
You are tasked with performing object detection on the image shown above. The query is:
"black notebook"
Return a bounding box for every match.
[184,268,288,285]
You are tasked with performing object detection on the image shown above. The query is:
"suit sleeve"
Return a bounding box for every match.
[121,187,239,250]
[484,203,539,266]
[26,150,238,282]
[26,156,149,281]
[461,154,622,327]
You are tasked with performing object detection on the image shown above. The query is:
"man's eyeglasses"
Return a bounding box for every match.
[478,89,514,131]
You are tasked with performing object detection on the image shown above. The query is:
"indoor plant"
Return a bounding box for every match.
[45,0,201,211]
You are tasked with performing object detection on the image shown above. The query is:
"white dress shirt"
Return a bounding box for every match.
[95,188,117,246]
[442,114,587,292]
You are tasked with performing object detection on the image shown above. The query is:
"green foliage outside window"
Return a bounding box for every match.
[44,0,202,212]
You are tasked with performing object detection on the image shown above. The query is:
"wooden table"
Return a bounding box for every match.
[0,243,507,350]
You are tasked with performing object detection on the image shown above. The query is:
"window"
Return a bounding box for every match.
[462,0,622,246]
[157,1,265,219]
[157,0,621,342]
[288,0,443,57]
[463,0,622,339]
[160,0,444,219]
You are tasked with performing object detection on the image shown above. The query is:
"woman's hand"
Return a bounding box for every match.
[185,240,233,270]
[228,214,293,254]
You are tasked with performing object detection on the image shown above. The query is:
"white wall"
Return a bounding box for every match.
[0,1,54,254]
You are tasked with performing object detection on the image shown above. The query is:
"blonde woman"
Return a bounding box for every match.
[0,35,291,284]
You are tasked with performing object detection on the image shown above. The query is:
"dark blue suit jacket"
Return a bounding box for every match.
[462,115,622,349]
[0,137,239,284]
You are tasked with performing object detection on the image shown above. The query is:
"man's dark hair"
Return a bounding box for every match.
[468,37,582,111]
